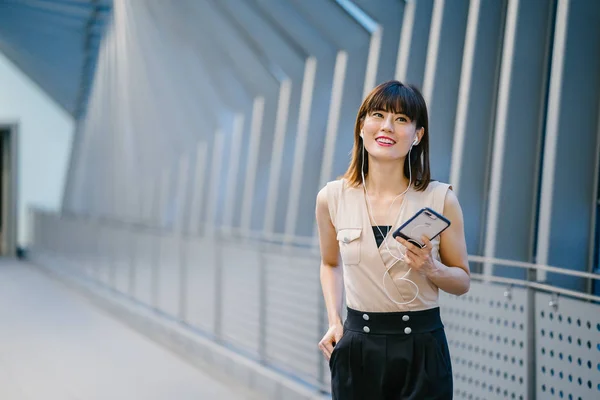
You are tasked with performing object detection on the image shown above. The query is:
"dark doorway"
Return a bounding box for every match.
[0,123,18,257]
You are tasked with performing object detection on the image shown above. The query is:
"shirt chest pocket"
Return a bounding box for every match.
[337,228,362,266]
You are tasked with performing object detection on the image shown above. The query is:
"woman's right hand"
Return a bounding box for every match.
[318,322,344,361]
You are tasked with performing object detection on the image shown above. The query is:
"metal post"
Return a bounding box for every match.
[207,132,226,340]
[527,269,537,400]
[214,232,223,342]
[258,243,267,364]
[111,223,119,288]
[317,258,326,391]
[151,172,166,309]
[127,185,138,298]
[174,155,191,321]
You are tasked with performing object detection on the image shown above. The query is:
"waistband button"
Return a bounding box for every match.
[362,314,370,321]
[363,326,370,333]
[404,327,412,334]
[402,315,410,322]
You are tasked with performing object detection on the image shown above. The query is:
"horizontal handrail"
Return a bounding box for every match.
[470,273,600,303]
[34,209,599,286]
[468,254,600,281]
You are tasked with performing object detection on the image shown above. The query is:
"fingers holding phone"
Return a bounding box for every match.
[394,235,433,273]
[392,208,450,277]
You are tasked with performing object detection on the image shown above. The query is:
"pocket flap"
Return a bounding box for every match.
[337,228,362,244]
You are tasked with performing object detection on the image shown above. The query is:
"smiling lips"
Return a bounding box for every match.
[375,136,396,147]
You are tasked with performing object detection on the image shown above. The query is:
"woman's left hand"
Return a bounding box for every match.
[395,235,441,277]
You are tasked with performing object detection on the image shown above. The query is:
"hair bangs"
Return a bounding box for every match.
[364,83,421,123]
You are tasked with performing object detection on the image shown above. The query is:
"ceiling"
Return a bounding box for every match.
[0,0,113,118]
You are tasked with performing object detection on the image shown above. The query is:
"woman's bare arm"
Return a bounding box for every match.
[316,187,343,326]
[315,187,344,359]
[428,188,470,295]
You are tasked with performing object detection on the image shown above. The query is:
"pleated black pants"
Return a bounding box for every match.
[329,307,453,400]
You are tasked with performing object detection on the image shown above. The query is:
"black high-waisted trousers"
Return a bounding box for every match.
[329,307,453,400]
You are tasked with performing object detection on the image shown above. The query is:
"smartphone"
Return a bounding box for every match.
[391,207,451,248]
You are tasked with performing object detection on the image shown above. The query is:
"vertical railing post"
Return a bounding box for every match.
[258,242,267,364]
[213,231,223,342]
[127,190,138,298]
[207,132,225,340]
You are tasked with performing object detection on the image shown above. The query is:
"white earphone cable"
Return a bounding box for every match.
[361,134,419,305]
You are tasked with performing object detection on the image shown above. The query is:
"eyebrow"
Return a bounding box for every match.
[371,109,408,116]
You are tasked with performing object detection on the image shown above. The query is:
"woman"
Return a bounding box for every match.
[315,80,470,399]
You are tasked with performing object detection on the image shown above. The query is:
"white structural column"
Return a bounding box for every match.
[284,56,317,242]
[535,0,569,282]
[396,0,434,87]
[421,0,469,183]
[222,115,245,230]
[395,0,416,83]
[449,0,481,193]
[363,27,382,96]
[535,0,600,290]
[158,168,171,230]
[483,0,520,277]
[263,79,293,236]
[484,0,555,278]
[205,131,226,233]
[188,142,208,235]
[317,51,348,192]
[173,155,191,234]
[284,0,379,240]
[312,50,348,240]
[241,97,266,232]
[447,0,505,257]
[421,0,445,105]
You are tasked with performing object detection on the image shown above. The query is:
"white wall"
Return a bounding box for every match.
[0,51,75,247]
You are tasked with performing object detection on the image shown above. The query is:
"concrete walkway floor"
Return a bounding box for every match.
[0,259,259,400]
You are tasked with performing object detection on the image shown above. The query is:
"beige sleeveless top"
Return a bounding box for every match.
[325,179,452,312]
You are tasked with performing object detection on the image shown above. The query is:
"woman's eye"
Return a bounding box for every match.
[372,112,383,118]
[396,116,408,122]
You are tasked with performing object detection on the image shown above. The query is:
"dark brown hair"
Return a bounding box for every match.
[342,80,431,191]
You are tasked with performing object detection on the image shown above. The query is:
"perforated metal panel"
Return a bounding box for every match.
[536,292,600,400]
[440,283,530,400]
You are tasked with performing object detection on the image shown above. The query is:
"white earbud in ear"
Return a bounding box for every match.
[360,131,364,138]
[412,137,419,146]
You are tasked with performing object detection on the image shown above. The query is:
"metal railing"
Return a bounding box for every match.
[30,209,600,399]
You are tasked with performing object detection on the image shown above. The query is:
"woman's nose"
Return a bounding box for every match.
[381,116,394,132]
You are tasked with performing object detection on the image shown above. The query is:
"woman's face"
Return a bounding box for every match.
[361,109,421,162]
